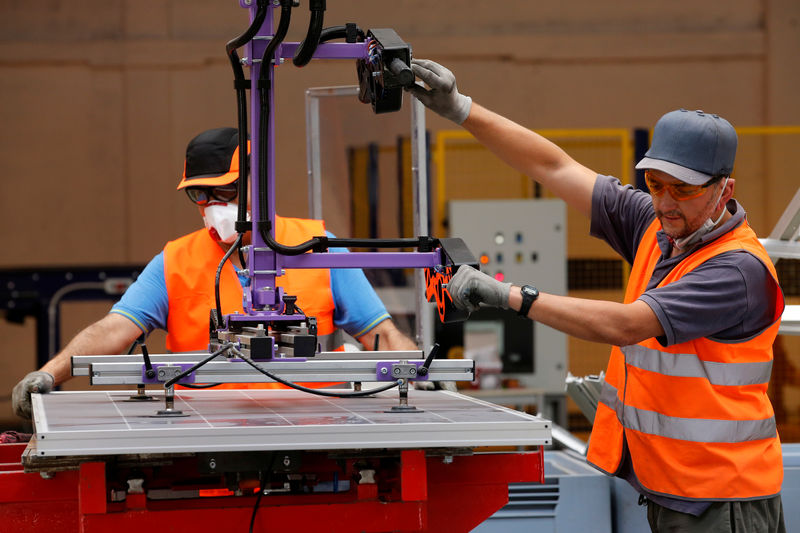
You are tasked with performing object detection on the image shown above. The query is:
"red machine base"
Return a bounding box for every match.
[0,443,543,532]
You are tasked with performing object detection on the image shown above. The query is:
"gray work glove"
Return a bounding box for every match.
[447,264,511,313]
[12,371,54,419]
[407,59,472,124]
[412,380,458,392]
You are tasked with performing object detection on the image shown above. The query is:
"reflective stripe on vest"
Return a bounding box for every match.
[318,330,344,352]
[622,344,773,386]
[599,381,777,443]
[586,217,785,500]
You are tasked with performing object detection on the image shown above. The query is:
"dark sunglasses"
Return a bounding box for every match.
[185,184,239,206]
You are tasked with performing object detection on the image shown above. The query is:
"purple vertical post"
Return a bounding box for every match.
[245,1,278,313]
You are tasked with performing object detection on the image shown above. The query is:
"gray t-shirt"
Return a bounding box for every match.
[590,174,779,347]
[589,174,781,514]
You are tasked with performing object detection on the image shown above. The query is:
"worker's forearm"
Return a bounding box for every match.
[40,313,144,386]
[358,319,418,352]
[462,104,596,217]
[379,327,418,351]
[40,353,73,387]
[507,287,663,346]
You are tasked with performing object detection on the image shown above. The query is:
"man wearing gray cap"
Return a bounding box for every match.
[409,59,785,532]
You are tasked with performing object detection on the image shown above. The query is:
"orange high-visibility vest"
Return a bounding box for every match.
[587,218,785,500]
[163,216,340,388]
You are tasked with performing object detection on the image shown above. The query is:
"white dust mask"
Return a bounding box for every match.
[203,202,239,244]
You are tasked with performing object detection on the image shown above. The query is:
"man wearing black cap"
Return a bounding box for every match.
[13,128,417,416]
[407,59,786,532]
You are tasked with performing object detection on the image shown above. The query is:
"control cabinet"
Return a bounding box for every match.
[440,199,567,393]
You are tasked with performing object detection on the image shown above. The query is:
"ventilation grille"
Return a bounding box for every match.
[490,480,559,519]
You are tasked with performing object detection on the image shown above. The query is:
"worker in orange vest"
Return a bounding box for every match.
[409,59,785,532]
[13,127,417,415]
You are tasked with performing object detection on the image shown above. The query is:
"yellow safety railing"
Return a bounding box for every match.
[434,128,632,235]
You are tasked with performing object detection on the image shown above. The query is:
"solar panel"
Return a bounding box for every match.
[30,389,551,457]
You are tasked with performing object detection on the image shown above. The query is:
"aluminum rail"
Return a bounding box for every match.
[72,350,425,376]
[83,358,474,386]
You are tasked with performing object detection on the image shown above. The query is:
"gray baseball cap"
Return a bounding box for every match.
[635,109,737,185]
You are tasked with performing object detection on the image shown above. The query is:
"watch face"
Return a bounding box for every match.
[521,285,538,298]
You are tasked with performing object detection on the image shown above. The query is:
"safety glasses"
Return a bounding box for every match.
[644,170,723,201]
[185,184,238,206]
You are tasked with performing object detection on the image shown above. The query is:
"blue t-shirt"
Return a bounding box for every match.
[110,232,390,340]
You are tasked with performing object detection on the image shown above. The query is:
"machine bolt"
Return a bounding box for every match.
[393,368,401,375]
[409,367,417,375]
[209,458,216,470]
[282,455,291,467]
[380,367,388,375]
[127,478,145,494]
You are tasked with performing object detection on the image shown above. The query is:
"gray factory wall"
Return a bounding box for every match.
[1,1,798,427]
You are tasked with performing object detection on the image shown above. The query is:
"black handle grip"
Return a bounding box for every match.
[388,57,415,88]
[418,343,440,376]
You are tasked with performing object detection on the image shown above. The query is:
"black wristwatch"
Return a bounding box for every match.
[518,285,539,317]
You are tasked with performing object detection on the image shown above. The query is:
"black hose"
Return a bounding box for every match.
[179,383,222,389]
[249,475,268,533]
[321,237,437,250]
[238,246,247,269]
[258,0,294,85]
[225,0,268,57]
[262,234,438,255]
[220,0,269,319]
[213,233,244,331]
[292,0,326,67]
[226,0,269,230]
[256,0,293,259]
[318,24,365,43]
[239,354,402,398]
[164,343,234,388]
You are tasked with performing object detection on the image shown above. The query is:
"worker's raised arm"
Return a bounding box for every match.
[461,104,596,217]
[409,59,597,218]
[12,313,144,419]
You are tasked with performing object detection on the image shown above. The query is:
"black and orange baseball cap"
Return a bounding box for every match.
[177,127,249,190]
